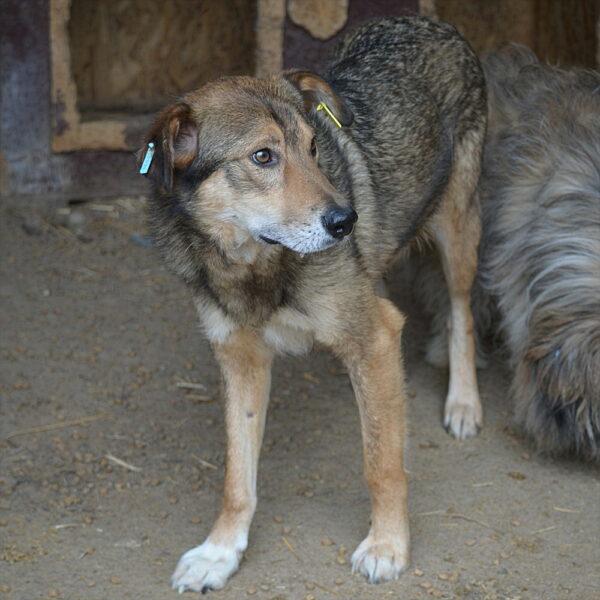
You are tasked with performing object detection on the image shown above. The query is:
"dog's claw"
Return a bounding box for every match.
[351,536,409,583]
[171,540,241,594]
[444,400,482,439]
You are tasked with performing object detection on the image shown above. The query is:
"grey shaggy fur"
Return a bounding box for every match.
[421,44,600,459]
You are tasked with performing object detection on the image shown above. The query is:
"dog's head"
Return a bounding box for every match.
[138,73,356,255]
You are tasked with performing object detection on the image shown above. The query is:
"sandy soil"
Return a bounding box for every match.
[1,198,598,600]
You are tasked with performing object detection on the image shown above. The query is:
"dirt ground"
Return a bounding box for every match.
[1,198,598,600]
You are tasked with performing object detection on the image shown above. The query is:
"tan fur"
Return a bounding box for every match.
[142,16,487,593]
[429,130,483,438]
[209,330,274,548]
[335,298,409,569]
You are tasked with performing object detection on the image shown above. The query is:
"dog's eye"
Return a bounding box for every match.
[310,137,318,157]
[252,149,273,165]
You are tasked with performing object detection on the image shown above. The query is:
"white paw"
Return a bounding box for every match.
[444,398,482,439]
[351,536,409,583]
[171,540,242,594]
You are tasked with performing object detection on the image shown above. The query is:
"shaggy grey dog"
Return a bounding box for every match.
[421,43,600,459]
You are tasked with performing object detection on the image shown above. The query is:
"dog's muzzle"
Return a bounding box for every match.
[322,206,358,239]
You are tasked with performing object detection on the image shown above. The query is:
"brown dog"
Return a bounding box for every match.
[139,16,486,593]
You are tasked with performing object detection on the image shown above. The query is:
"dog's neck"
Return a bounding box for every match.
[197,224,300,329]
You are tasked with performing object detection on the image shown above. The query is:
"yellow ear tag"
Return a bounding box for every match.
[316,101,343,128]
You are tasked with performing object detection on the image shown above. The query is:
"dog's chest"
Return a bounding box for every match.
[263,307,316,355]
[197,299,317,355]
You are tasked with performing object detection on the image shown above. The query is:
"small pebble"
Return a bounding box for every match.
[321,538,333,546]
[48,590,60,598]
[273,515,284,523]
[420,581,432,589]
[334,578,344,585]
[22,217,44,236]
[305,595,316,600]
[1,586,10,593]
[110,577,121,585]
[466,539,477,546]
[246,586,257,595]
[68,211,86,231]
[414,569,424,577]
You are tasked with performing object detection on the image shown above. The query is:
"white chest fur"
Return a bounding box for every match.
[262,307,315,355]
[196,300,315,355]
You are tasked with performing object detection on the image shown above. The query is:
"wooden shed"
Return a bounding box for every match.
[1,0,597,204]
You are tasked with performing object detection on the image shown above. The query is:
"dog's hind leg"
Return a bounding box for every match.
[430,131,483,439]
[171,328,273,593]
[336,297,410,583]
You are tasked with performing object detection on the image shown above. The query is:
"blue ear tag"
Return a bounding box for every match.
[139,142,155,174]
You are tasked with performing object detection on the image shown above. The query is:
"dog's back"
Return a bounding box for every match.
[330,16,484,139]
[318,17,486,273]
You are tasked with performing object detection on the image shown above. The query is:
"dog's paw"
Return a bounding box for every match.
[351,536,409,583]
[171,541,241,594]
[444,399,482,439]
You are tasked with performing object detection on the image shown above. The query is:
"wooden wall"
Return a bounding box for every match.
[284,0,418,71]
[434,0,598,66]
[69,0,256,115]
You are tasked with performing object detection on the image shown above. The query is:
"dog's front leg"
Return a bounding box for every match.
[172,328,273,594]
[338,297,410,583]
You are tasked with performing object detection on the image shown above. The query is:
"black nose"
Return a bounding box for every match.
[322,206,358,239]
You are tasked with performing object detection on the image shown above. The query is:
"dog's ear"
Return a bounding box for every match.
[137,103,198,191]
[284,70,353,127]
